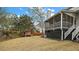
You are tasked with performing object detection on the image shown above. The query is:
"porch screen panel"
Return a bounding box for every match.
[76,13,79,27]
[63,13,73,28]
[53,14,61,29]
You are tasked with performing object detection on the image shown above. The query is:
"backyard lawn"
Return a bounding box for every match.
[0,36,79,51]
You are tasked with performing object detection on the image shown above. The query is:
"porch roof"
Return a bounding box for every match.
[63,7,79,13]
[45,7,78,22]
[45,12,61,22]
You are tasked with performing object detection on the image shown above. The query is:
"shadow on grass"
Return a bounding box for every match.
[0,36,22,42]
[41,35,61,41]
[0,34,33,42]
[46,37,61,41]
[43,36,79,43]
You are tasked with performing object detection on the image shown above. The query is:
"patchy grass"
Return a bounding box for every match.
[0,36,79,51]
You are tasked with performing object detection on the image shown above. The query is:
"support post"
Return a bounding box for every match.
[61,12,63,40]
[53,17,54,30]
[73,16,75,27]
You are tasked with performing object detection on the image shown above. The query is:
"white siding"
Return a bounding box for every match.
[45,22,50,28]
[45,22,51,30]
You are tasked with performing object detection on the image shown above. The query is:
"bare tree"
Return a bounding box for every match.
[28,7,46,36]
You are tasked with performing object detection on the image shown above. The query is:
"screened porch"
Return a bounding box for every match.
[45,13,75,31]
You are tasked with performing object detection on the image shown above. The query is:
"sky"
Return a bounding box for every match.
[5,7,64,25]
[6,7,64,16]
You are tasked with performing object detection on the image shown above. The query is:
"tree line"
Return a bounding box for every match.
[0,7,34,39]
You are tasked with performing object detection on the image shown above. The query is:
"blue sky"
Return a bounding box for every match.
[5,7,64,16]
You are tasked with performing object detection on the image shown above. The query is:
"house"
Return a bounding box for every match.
[44,7,79,41]
[34,22,43,33]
